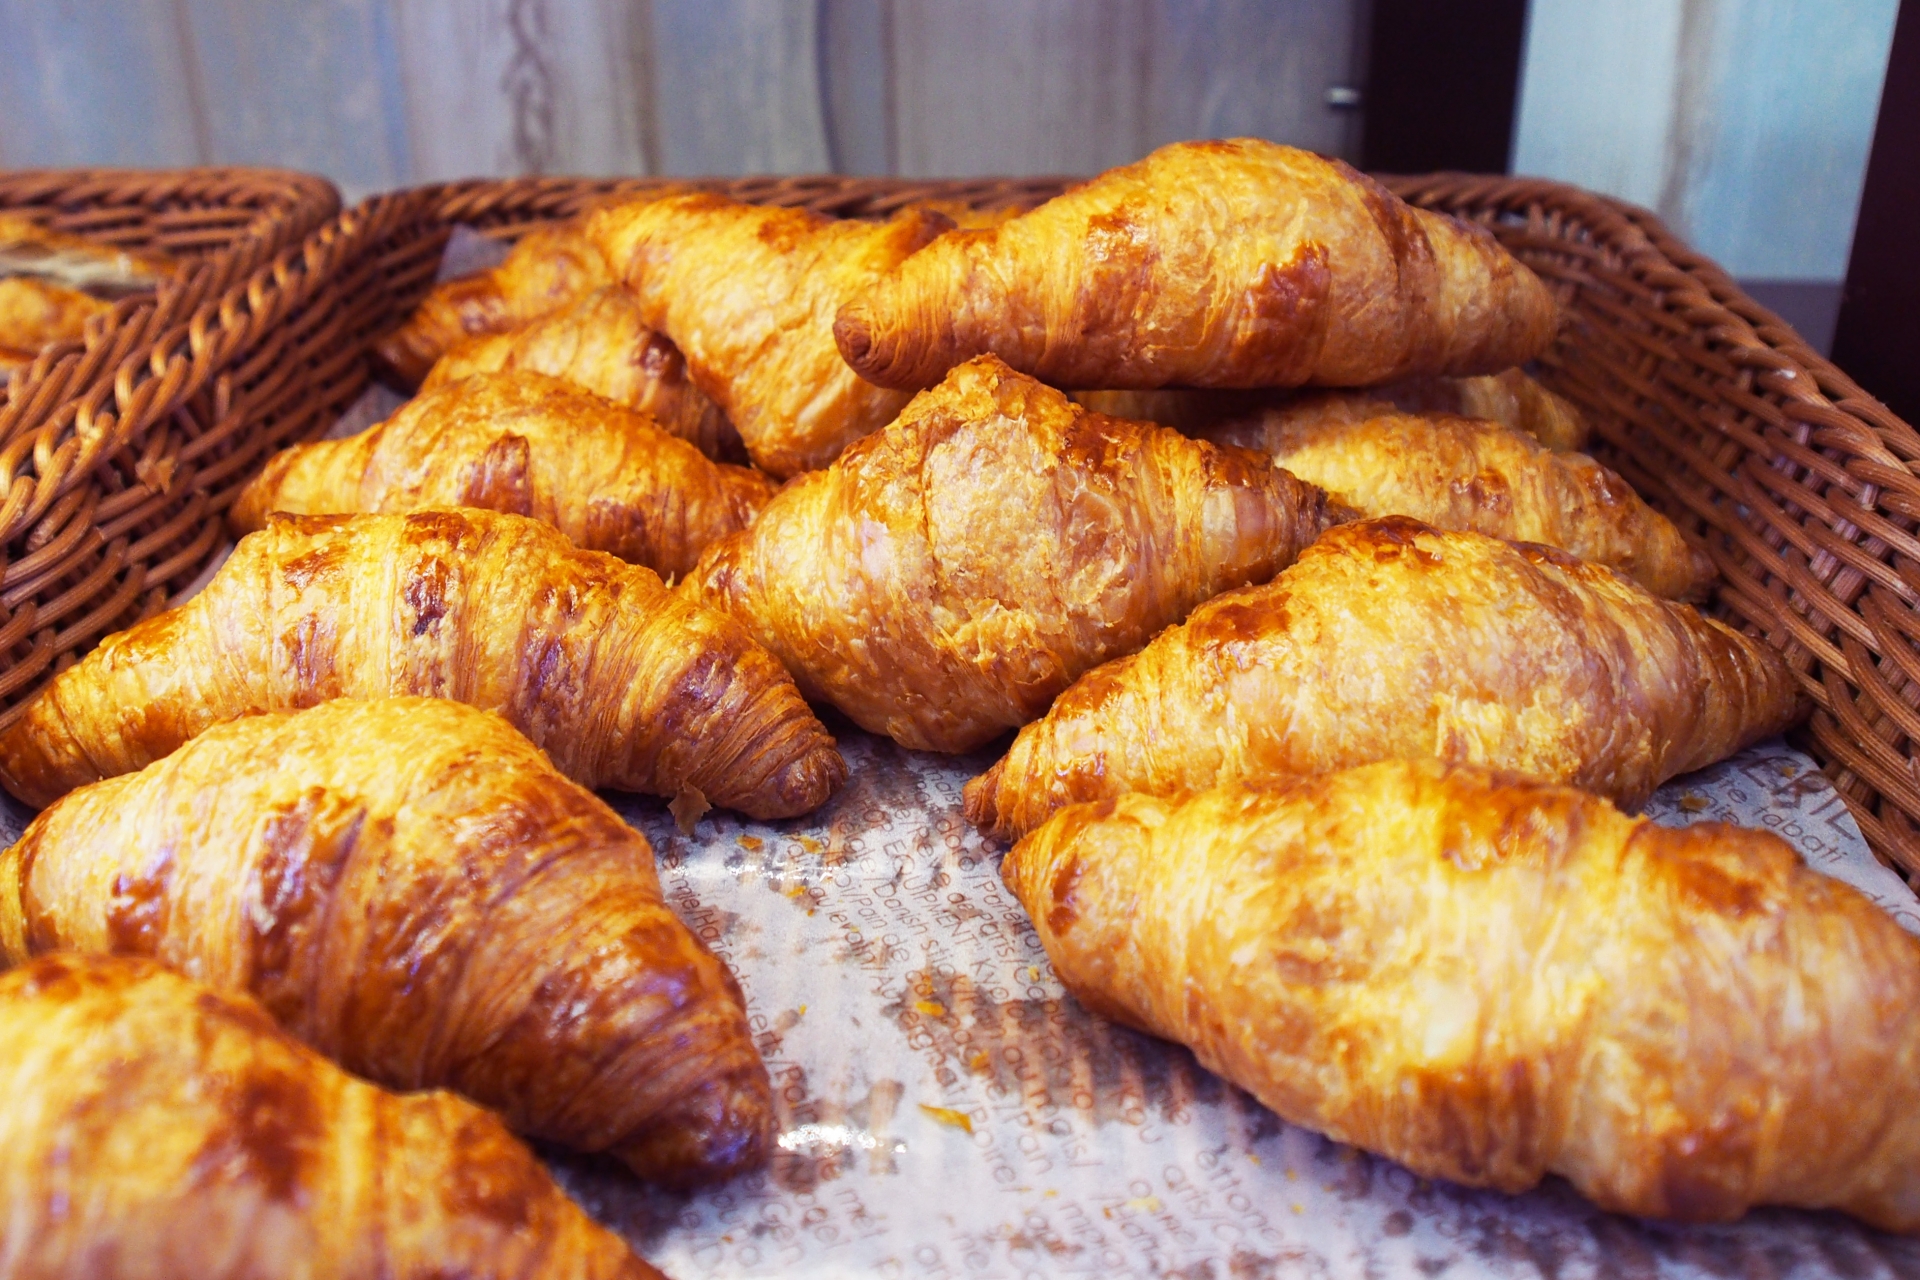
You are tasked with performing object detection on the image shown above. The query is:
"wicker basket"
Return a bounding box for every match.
[7,170,1919,881]
[0,167,340,714]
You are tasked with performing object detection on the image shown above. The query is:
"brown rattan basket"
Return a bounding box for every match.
[7,169,1919,882]
[0,167,340,714]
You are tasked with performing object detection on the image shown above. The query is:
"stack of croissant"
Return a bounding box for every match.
[0,136,1914,1274]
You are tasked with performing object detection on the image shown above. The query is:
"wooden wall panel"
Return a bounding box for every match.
[0,0,204,169]
[0,0,1360,186]
[649,0,831,174]
[1143,0,1360,158]
[819,0,894,174]
[177,0,412,199]
[390,0,655,185]
[1513,0,1899,282]
[886,0,1159,177]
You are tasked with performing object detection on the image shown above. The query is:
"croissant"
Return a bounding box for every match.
[373,220,611,387]
[1003,758,1920,1230]
[834,138,1561,392]
[966,517,1804,838]
[680,355,1335,752]
[230,371,772,578]
[0,954,660,1277]
[1074,367,1591,453]
[1201,408,1712,598]
[588,194,952,478]
[2,696,771,1184]
[0,508,845,818]
[422,287,744,462]
[0,276,111,370]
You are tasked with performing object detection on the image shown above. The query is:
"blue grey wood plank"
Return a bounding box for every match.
[1666,0,1899,280]
[820,0,894,174]
[390,0,655,183]
[1514,0,1899,281]
[648,0,831,175]
[884,0,1359,178]
[1143,0,1360,158]
[0,0,204,169]
[886,0,1154,177]
[176,0,410,203]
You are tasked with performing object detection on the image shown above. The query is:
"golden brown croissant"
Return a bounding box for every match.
[1074,367,1591,453]
[588,194,952,479]
[0,508,845,818]
[2,696,771,1184]
[1003,758,1920,1230]
[1202,408,1713,598]
[373,221,611,387]
[966,517,1803,838]
[681,355,1335,752]
[0,953,661,1277]
[421,287,744,462]
[0,213,177,294]
[0,276,110,365]
[834,138,1561,392]
[230,371,772,578]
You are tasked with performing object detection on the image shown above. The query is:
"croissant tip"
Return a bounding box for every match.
[369,333,429,391]
[611,1081,777,1187]
[832,306,876,372]
[732,739,849,821]
[961,764,1004,833]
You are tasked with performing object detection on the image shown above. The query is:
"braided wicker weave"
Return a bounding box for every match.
[4,169,1917,880]
[0,167,339,717]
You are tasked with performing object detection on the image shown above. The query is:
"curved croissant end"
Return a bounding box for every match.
[373,221,612,387]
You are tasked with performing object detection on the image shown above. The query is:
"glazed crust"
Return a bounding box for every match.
[230,371,773,578]
[966,517,1804,838]
[834,139,1560,391]
[680,356,1334,753]
[1075,368,1591,454]
[1202,408,1713,598]
[422,288,744,462]
[0,698,771,1185]
[0,954,660,1278]
[1002,759,1920,1231]
[588,194,952,479]
[374,221,612,387]
[0,508,845,818]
